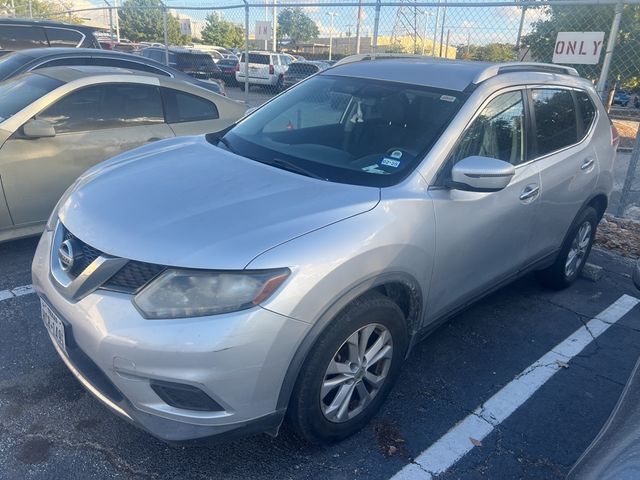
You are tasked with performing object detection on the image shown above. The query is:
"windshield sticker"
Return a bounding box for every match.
[381,158,401,168]
[440,95,457,102]
[362,164,387,174]
[390,150,403,159]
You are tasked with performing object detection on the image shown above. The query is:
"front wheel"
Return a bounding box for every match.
[287,291,408,444]
[536,207,598,289]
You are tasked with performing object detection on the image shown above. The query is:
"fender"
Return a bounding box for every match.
[274,271,423,412]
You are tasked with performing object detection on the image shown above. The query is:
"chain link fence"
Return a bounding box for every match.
[5,0,640,216]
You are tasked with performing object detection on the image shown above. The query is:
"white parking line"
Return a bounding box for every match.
[0,284,34,302]
[391,294,640,480]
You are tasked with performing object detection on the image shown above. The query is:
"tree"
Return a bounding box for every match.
[201,13,244,48]
[277,8,319,45]
[118,0,189,45]
[0,0,80,22]
[522,3,640,88]
[457,43,517,62]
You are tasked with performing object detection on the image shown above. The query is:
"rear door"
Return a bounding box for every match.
[525,87,599,259]
[0,82,174,226]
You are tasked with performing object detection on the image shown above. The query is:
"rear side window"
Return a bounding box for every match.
[38,83,164,133]
[241,53,269,64]
[90,57,170,76]
[531,89,578,157]
[575,90,596,138]
[162,88,219,123]
[288,63,319,75]
[37,57,90,69]
[44,27,83,47]
[0,25,48,50]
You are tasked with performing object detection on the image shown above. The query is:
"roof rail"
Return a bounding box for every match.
[473,62,580,84]
[334,53,428,67]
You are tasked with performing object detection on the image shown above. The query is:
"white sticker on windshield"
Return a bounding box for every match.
[381,158,401,168]
[362,164,387,174]
[440,95,457,102]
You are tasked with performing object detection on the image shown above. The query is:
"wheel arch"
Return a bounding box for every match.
[275,271,423,412]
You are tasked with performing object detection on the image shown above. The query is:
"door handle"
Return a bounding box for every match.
[581,157,595,171]
[520,184,540,201]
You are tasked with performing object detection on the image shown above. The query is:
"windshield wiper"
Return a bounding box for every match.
[265,158,327,181]
[216,136,238,154]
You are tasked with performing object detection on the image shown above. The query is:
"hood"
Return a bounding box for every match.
[59,136,379,269]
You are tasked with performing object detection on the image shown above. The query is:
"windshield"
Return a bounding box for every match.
[0,73,63,123]
[0,52,29,81]
[221,75,464,187]
[177,53,217,68]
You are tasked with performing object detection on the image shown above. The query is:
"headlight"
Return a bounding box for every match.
[133,268,290,319]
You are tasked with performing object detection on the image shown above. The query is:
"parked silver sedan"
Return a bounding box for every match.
[0,66,246,242]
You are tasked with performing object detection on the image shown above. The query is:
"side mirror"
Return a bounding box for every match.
[450,156,515,192]
[23,119,56,139]
[633,259,640,290]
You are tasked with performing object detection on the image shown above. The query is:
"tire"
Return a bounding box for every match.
[536,206,598,290]
[287,291,408,444]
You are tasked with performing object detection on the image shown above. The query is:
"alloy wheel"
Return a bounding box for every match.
[565,221,592,278]
[320,323,393,423]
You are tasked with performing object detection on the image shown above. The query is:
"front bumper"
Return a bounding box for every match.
[32,229,309,441]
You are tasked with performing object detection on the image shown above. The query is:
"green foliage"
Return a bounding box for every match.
[457,43,517,62]
[277,8,319,45]
[522,4,640,88]
[1,0,80,22]
[118,0,189,45]
[201,13,244,48]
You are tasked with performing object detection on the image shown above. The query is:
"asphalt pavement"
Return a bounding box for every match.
[1,234,639,480]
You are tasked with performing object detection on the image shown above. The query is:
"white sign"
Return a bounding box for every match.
[255,21,272,41]
[552,31,605,65]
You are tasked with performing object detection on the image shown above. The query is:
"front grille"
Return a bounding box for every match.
[61,225,166,294]
[104,261,165,294]
[63,228,101,277]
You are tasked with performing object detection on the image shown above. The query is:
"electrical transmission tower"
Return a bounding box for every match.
[391,0,422,54]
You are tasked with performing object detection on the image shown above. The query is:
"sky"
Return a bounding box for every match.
[81,0,543,46]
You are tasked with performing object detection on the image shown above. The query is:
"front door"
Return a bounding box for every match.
[0,82,174,226]
[426,89,542,321]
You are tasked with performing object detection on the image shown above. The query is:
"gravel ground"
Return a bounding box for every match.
[596,214,640,258]
[611,119,639,150]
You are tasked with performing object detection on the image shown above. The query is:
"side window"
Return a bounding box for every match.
[575,90,596,138]
[162,88,219,123]
[531,89,578,157]
[36,57,91,69]
[0,25,48,50]
[90,57,170,76]
[38,83,164,133]
[44,28,83,47]
[450,90,525,166]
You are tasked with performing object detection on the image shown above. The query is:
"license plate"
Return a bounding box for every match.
[41,299,67,355]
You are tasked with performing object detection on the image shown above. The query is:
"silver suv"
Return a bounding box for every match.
[32,58,617,444]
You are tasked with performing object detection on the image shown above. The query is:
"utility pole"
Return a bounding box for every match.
[355,0,363,54]
[114,0,120,42]
[432,1,439,57]
[327,11,338,61]
[439,0,447,58]
[28,0,32,18]
[272,0,277,52]
[420,10,433,56]
[264,0,268,50]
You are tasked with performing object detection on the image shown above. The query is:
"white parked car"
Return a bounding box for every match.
[235,51,293,91]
